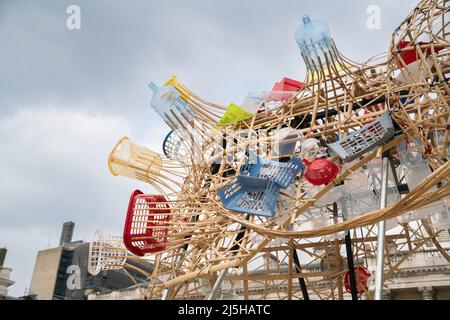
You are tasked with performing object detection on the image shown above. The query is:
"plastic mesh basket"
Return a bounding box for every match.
[217,176,280,217]
[162,130,203,165]
[162,130,179,158]
[88,230,128,276]
[108,136,162,182]
[328,112,395,162]
[240,153,304,189]
[124,190,171,256]
[162,130,189,164]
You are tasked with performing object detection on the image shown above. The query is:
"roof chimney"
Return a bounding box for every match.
[0,247,7,267]
[59,221,75,246]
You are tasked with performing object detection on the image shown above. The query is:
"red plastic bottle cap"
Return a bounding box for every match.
[344,266,371,294]
[303,158,339,186]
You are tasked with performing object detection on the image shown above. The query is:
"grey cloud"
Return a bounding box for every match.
[0,0,418,116]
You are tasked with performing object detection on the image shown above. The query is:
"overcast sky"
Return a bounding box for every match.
[0,0,419,297]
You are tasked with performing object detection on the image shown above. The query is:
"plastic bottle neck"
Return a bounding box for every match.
[302,15,311,25]
[148,81,159,94]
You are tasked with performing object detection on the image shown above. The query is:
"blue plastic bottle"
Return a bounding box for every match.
[295,15,334,69]
[148,82,192,128]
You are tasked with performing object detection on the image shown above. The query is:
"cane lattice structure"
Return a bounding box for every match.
[102,0,450,300]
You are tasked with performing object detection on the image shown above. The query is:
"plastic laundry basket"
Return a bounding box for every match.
[240,152,304,189]
[123,190,171,256]
[88,230,128,276]
[162,130,181,158]
[328,112,395,162]
[162,130,192,165]
[217,176,280,217]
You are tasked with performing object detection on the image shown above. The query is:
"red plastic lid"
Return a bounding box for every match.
[344,266,371,295]
[397,41,445,67]
[271,77,305,92]
[303,158,339,186]
[272,82,282,92]
[280,77,304,88]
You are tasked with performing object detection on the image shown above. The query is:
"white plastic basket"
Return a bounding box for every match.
[88,230,128,276]
[328,112,395,162]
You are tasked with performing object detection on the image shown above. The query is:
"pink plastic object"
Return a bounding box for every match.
[303,158,339,186]
[271,77,305,101]
[344,266,371,294]
[272,77,304,91]
[123,190,170,256]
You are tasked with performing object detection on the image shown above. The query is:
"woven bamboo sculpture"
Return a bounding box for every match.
[101,0,449,300]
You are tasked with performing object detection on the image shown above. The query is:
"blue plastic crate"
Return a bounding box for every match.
[217,175,280,217]
[240,152,304,189]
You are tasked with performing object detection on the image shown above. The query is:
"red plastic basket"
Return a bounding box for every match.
[344,266,371,295]
[123,190,170,256]
[303,158,339,186]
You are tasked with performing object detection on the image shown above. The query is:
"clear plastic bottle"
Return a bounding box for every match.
[271,127,303,157]
[295,15,334,69]
[148,81,192,128]
[396,138,424,167]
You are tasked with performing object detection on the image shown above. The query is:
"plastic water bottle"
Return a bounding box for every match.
[148,82,192,128]
[295,15,334,69]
